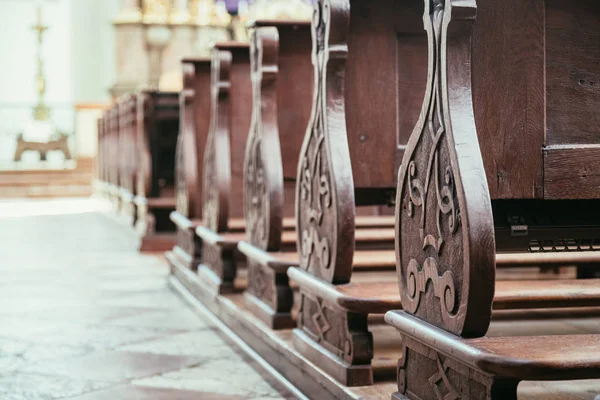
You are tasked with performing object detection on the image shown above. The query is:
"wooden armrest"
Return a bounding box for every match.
[288,267,401,314]
[494,279,600,310]
[194,226,238,250]
[237,242,299,272]
[169,212,202,231]
[272,249,396,272]
[385,311,600,381]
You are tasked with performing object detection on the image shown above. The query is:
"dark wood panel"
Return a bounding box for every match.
[228,47,253,218]
[472,0,545,199]
[544,147,600,199]
[346,0,425,189]
[546,0,600,146]
[277,24,313,180]
[192,62,212,217]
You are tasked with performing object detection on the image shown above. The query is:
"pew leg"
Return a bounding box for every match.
[393,338,519,400]
[244,260,294,329]
[293,292,374,386]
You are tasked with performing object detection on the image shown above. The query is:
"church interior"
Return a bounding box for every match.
[1,0,600,399]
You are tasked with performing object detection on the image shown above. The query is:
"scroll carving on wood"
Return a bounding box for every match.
[243,27,284,251]
[395,0,495,337]
[202,50,232,232]
[296,0,355,284]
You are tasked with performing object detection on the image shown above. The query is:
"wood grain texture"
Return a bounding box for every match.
[346,0,426,189]
[544,147,600,199]
[472,0,545,199]
[394,311,600,380]
[177,58,211,220]
[244,27,284,251]
[545,0,600,147]
[395,0,495,337]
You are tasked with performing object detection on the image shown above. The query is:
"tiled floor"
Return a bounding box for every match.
[0,198,297,400]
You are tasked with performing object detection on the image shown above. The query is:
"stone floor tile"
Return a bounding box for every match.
[21,351,202,383]
[68,385,244,400]
[32,324,184,350]
[131,358,285,398]
[0,372,112,400]
[0,200,296,399]
[117,330,236,358]
[0,337,91,374]
[108,308,214,330]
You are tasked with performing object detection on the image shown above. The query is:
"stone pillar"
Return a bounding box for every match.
[111,0,146,99]
[145,25,172,90]
[111,22,148,98]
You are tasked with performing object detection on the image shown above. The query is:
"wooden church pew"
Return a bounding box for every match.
[133,90,180,251]
[387,0,600,398]
[116,94,138,226]
[234,19,403,329]
[284,0,600,388]
[169,57,213,270]
[193,42,254,293]
[280,0,426,386]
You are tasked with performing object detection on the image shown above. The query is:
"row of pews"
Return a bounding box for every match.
[96,1,600,398]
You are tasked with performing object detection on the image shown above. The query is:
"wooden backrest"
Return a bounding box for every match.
[176,57,212,219]
[471,0,600,201]
[295,0,428,284]
[243,21,313,251]
[136,90,180,199]
[396,0,600,339]
[202,43,252,232]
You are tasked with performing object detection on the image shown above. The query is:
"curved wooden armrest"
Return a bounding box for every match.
[386,311,600,381]
[288,267,401,314]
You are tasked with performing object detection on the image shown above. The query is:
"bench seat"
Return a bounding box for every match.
[385,311,600,381]
[289,267,600,313]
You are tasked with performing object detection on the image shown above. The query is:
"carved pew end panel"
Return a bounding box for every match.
[243,26,285,253]
[295,0,356,285]
[293,291,374,387]
[202,50,233,233]
[395,0,495,338]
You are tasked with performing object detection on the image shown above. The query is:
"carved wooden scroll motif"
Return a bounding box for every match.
[244,27,283,252]
[202,50,232,233]
[396,0,495,340]
[296,0,355,285]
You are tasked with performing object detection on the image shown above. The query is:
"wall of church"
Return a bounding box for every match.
[0,0,118,165]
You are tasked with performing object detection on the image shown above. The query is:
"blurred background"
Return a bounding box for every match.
[0,0,312,198]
